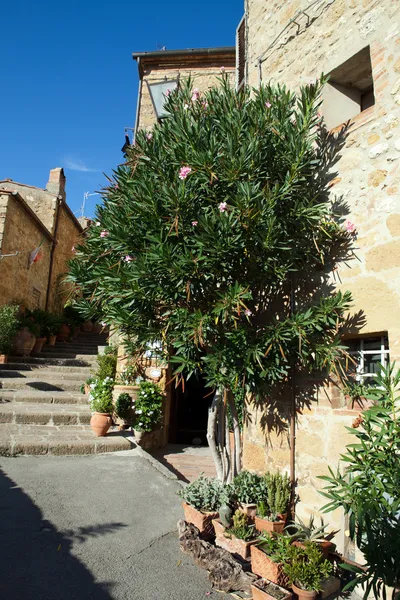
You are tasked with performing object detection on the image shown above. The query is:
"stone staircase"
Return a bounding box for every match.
[0,332,133,456]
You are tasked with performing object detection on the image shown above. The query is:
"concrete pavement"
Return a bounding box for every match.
[0,449,226,599]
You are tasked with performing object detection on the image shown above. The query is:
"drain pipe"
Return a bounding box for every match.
[289,273,296,517]
[133,57,143,144]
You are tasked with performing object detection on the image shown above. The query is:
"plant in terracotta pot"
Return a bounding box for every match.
[89,377,114,436]
[44,313,63,346]
[255,472,291,535]
[233,470,268,519]
[133,380,163,448]
[282,542,333,600]
[12,315,39,356]
[113,362,141,404]
[0,304,20,363]
[178,474,226,540]
[251,578,293,600]
[28,309,50,354]
[213,508,257,560]
[251,533,292,587]
[285,515,337,559]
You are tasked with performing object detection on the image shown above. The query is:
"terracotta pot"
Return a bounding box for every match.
[92,323,102,334]
[213,519,256,560]
[0,354,8,364]
[57,323,70,341]
[32,337,46,354]
[292,540,335,560]
[182,502,218,540]
[251,579,293,600]
[255,516,286,535]
[47,334,57,346]
[292,583,317,600]
[251,545,289,587]
[90,412,112,436]
[82,320,93,332]
[238,502,257,521]
[12,328,36,356]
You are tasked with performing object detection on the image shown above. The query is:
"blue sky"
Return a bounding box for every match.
[0,1,243,218]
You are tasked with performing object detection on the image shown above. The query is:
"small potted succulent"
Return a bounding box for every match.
[0,304,20,363]
[285,515,337,559]
[133,380,163,448]
[232,470,268,520]
[213,509,257,560]
[282,542,333,600]
[251,578,293,600]
[178,475,226,540]
[89,377,114,436]
[251,533,292,587]
[255,472,291,535]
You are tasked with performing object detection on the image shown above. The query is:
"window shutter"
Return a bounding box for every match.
[236,15,246,91]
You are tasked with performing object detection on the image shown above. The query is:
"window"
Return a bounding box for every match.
[322,46,375,129]
[32,287,41,309]
[236,15,246,91]
[345,335,389,384]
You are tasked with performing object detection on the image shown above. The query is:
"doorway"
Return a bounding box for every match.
[169,373,213,445]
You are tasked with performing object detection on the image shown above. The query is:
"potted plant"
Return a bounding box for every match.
[89,377,114,436]
[213,509,257,560]
[285,515,337,559]
[133,380,164,448]
[113,363,141,404]
[12,315,39,356]
[80,376,96,395]
[233,470,268,519]
[178,474,225,540]
[0,304,20,363]
[251,578,293,600]
[45,313,63,346]
[29,309,49,354]
[255,472,291,535]
[282,542,333,600]
[114,392,134,428]
[251,533,292,587]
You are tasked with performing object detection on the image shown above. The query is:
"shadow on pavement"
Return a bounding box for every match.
[0,466,120,599]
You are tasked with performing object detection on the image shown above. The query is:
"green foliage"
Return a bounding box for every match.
[19,315,40,337]
[178,474,226,512]
[256,532,292,563]
[343,377,368,402]
[115,392,132,420]
[117,364,140,385]
[134,381,163,432]
[0,304,20,354]
[319,363,400,599]
[228,509,256,541]
[282,542,333,592]
[89,378,114,413]
[265,471,291,518]
[64,304,86,326]
[285,514,335,542]
[80,376,96,395]
[26,309,62,337]
[95,348,117,380]
[233,470,268,505]
[67,75,353,399]
[227,385,245,432]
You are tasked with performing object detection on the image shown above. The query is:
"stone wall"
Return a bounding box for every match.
[242,0,400,555]
[0,192,51,309]
[0,181,57,233]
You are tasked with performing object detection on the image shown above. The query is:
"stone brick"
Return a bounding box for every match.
[368,169,388,186]
[242,440,267,472]
[52,414,78,426]
[386,213,400,236]
[394,57,400,73]
[367,133,380,145]
[366,240,400,271]
[13,442,49,456]
[15,413,50,425]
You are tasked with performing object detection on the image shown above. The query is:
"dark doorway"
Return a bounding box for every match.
[169,373,213,445]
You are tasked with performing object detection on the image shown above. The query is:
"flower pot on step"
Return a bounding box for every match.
[32,337,46,354]
[113,385,139,427]
[182,501,218,540]
[134,428,162,450]
[47,334,57,346]
[238,502,257,521]
[213,519,256,560]
[0,354,8,364]
[57,324,70,341]
[12,328,36,356]
[292,540,335,560]
[92,323,102,334]
[255,516,286,535]
[90,412,112,436]
[251,578,293,600]
[251,545,289,587]
[82,320,93,332]
[291,583,318,600]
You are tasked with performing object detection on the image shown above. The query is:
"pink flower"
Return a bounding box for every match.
[100,230,109,238]
[191,221,198,226]
[265,101,272,108]
[192,88,200,102]
[317,112,322,119]
[124,255,134,262]
[244,309,252,317]
[165,88,171,97]
[71,246,76,253]
[218,202,228,213]
[344,220,356,233]
[114,183,118,189]
[146,132,153,140]
[202,100,209,110]
[220,66,225,72]
[179,166,192,180]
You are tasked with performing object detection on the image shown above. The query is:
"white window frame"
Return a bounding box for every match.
[347,336,389,382]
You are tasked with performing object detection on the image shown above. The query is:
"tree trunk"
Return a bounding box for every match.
[207,389,224,481]
[227,389,242,476]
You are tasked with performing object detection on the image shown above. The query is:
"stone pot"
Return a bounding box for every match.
[0,354,8,364]
[32,337,46,354]
[113,385,139,427]
[213,519,256,560]
[57,323,70,341]
[292,583,317,600]
[182,502,218,540]
[12,327,36,356]
[250,545,289,588]
[251,579,293,600]
[255,516,286,536]
[133,428,162,450]
[90,412,112,436]
[47,334,57,346]
[82,320,93,332]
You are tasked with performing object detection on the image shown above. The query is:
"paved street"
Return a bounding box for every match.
[0,450,225,600]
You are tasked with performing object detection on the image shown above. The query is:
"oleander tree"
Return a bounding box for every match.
[67,74,354,482]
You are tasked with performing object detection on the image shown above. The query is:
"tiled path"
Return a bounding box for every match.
[151,444,216,482]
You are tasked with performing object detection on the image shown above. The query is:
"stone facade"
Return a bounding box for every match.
[241,0,400,555]
[0,169,82,312]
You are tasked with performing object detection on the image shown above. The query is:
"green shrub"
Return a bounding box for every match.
[233,470,268,505]
[96,349,117,380]
[178,474,226,512]
[134,381,163,432]
[256,532,292,563]
[89,378,114,413]
[0,304,20,354]
[282,542,332,592]
[64,304,85,326]
[115,392,132,420]
[228,509,256,541]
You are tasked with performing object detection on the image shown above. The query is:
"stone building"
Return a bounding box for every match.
[237,0,400,555]
[0,168,83,312]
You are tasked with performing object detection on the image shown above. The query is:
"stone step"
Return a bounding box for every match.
[0,369,92,381]
[0,363,92,375]
[10,356,96,367]
[0,424,133,456]
[0,377,82,392]
[0,390,88,405]
[40,347,98,356]
[23,352,98,360]
[0,402,91,425]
